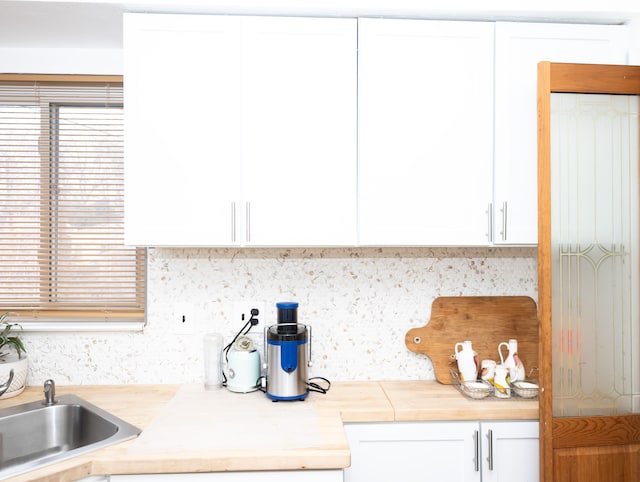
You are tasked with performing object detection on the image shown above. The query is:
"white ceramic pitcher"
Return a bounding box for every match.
[454,340,478,382]
[498,338,525,382]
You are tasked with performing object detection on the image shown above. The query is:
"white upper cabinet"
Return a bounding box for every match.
[240,17,357,246]
[493,22,628,245]
[124,14,630,247]
[124,14,357,246]
[124,14,243,246]
[358,19,495,246]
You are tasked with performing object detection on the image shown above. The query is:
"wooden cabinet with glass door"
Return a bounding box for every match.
[537,62,640,482]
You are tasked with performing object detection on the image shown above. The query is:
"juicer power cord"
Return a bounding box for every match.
[307,377,331,394]
[256,376,331,395]
[222,309,259,387]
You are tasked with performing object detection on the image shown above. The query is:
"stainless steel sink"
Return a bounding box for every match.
[0,392,141,480]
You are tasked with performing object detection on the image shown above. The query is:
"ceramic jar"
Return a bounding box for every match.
[494,364,511,398]
[480,359,496,384]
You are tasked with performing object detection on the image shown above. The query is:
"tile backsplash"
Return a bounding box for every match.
[24,247,537,386]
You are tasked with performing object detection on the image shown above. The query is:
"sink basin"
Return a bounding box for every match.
[0,394,141,480]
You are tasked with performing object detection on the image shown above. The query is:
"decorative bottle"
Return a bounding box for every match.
[498,338,525,382]
[454,340,478,382]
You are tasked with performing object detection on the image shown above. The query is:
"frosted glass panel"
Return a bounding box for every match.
[551,93,640,417]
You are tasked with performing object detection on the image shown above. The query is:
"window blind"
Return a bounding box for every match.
[0,75,145,327]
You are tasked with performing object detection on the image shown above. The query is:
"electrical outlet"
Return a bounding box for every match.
[230,301,267,328]
[175,302,195,335]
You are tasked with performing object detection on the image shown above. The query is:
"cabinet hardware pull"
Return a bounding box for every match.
[231,202,236,243]
[486,203,493,243]
[474,429,479,472]
[487,428,494,471]
[307,325,313,367]
[501,201,508,241]
[246,202,251,243]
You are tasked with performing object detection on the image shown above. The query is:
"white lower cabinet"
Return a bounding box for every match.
[109,471,342,481]
[344,420,539,482]
[479,421,539,482]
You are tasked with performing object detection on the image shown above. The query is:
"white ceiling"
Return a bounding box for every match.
[0,1,123,47]
[1,0,639,49]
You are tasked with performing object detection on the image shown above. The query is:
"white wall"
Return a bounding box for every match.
[0,47,122,74]
[629,16,640,64]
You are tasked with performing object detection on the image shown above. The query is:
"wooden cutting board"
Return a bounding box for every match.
[405,296,539,384]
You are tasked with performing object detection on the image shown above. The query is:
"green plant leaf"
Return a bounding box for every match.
[0,312,26,359]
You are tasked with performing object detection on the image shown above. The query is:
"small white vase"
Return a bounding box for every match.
[454,340,478,382]
[0,353,28,399]
[498,339,525,383]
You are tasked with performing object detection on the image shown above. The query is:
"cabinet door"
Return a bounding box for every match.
[358,19,494,246]
[480,421,539,482]
[241,17,357,246]
[493,22,628,244]
[344,422,481,482]
[124,14,242,246]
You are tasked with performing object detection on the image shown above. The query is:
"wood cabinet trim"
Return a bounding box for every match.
[549,63,640,94]
[0,74,123,83]
[552,415,640,449]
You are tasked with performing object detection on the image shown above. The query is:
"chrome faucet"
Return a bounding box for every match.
[0,369,14,397]
[43,379,57,405]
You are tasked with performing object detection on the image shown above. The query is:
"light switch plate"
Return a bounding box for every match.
[175,302,195,335]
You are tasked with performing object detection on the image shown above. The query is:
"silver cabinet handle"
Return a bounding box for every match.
[474,429,480,472]
[231,202,236,243]
[246,202,251,243]
[500,201,508,242]
[487,428,494,471]
[263,325,268,366]
[486,203,493,243]
[307,325,313,367]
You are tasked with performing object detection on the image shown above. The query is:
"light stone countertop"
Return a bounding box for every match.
[0,381,538,482]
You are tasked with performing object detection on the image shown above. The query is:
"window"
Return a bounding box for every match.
[0,75,145,330]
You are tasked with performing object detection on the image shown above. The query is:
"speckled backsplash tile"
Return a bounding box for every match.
[23,247,537,386]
